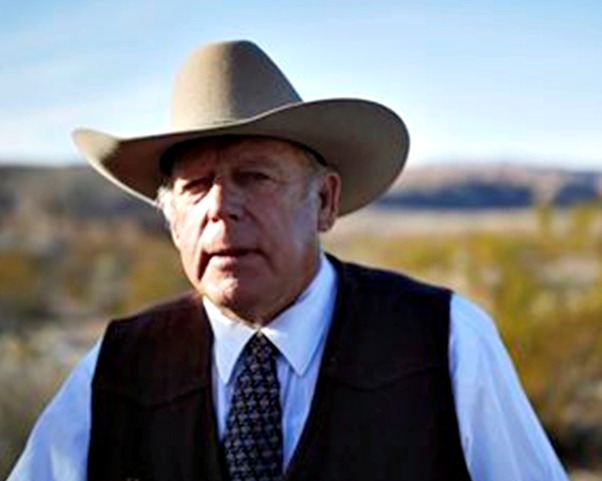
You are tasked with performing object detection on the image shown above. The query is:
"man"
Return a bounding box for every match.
[9,40,569,480]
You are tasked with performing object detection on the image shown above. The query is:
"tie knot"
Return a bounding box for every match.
[246,333,278,361]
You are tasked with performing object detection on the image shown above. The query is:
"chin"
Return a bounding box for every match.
[202,278,262,316]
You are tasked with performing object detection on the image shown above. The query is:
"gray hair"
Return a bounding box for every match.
[155,181,178,229]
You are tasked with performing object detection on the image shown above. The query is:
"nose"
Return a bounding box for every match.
[205,179,243,222]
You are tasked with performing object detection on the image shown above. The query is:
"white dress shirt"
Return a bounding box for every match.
[8,255,569,481]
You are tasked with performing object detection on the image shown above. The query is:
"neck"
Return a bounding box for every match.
[208,253,323,327]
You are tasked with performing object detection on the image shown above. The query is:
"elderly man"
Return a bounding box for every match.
[9,41,568,481]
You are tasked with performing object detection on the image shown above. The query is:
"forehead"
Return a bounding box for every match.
[166,136,313,176]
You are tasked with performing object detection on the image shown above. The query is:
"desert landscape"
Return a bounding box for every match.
[1,163,601,479]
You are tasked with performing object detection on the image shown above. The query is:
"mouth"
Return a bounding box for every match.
[197,242,261,279]
[206,248,260,267]
[211,248,254,258]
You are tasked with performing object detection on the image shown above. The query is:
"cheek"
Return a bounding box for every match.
[172,206,205,271]
[265,204,318,260]
[174,217,197,253]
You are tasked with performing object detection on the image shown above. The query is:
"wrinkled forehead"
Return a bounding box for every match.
[160,135,323,178]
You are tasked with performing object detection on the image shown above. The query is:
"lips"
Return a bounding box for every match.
[210,247,255,257]
[205,247,262,269]
[197,238,260,279]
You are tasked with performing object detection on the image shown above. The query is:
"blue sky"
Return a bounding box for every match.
[1,0,600,170]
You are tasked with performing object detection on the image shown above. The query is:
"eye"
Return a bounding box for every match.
[237,170,272,184]
[181,176,214,195]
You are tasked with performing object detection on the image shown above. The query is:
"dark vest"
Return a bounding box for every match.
[88,258,472,481]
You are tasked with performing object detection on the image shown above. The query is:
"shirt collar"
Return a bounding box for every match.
[204,253,337,385]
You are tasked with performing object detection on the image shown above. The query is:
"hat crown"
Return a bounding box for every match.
[170,40,302,130]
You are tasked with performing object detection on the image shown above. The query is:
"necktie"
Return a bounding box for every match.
[223,333,283,481]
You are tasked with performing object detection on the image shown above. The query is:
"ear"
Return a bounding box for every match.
[316,171,341,232]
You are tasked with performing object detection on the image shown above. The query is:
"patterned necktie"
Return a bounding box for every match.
[223,333,283,481]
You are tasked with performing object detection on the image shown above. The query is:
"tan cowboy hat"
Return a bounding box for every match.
[72,40,409,215]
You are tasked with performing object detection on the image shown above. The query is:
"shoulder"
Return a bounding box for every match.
[450,294,501,345]
[448,292,525,398]
[331,255,451,298]
[100,291,206,353]
[328,256,454,363]
[100,293,204,362]
[106,291,202,332]
[332,256,453,341]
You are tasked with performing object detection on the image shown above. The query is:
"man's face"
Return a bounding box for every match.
[166,137,340,324]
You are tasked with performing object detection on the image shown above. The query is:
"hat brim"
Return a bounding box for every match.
[72,98,409,216]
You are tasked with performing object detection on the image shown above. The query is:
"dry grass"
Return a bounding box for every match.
[2,205,602,477]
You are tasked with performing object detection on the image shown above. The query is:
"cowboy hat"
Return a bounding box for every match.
[72,40,409,215]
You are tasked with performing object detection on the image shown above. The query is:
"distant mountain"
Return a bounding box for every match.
[0,163,600,232]
[0,164,163,232]
[380,163,602,210]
